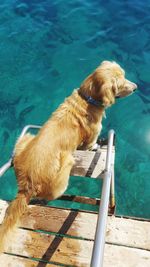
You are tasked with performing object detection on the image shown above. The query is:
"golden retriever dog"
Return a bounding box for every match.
[0,61,137,252]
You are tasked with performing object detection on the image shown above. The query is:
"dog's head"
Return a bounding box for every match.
[80,61,137,107]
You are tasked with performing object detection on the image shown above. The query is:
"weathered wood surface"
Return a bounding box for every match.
[0,229,149,267]
[0,200,150,251]
[0,248,150,267]
[0,254,58,267]
[71,148,115,178]
[106,215,150,251]
[1,227,93,266]
[104,244,150,267]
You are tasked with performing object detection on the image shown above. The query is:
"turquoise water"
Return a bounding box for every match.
[0,0,150,219]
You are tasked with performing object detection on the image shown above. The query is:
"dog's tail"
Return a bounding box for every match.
[0,192,30,253]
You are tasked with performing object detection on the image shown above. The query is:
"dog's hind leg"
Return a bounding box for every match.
[50,153,75,200]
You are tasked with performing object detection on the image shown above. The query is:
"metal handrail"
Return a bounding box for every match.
[91,129,115,267]
[17,124,41,141]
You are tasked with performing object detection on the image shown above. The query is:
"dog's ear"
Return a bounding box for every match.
[100,81,115,107]
[80,74,93,95]
[91,66,117,107]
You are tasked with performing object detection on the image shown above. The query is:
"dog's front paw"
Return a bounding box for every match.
[90,143,100,151]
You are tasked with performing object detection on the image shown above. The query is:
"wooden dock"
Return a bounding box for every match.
[0,147,150,266]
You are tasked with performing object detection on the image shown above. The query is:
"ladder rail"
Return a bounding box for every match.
[91,129,115,267]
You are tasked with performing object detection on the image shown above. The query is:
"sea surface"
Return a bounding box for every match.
[0,0,150,219]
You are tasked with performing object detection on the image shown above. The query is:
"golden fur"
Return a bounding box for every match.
[0,61,137,252]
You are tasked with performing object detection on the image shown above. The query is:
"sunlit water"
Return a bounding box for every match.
[0,0,150,219]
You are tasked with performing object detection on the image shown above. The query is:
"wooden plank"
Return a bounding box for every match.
[0,247,149,267]
[0,248,150,267]
[71,150,100,178]
[1,230,150,267]
[103,244,150,267]
[0,199,8,222]
[71,148,115,178]
[106,216,150,251]
[3,228,93,266]
[0,254,58,267]
[0,200,150,250]
[20,205,97,241]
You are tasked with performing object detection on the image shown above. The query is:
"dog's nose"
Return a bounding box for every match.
[132,83,137,90]
[127,80,137,91]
